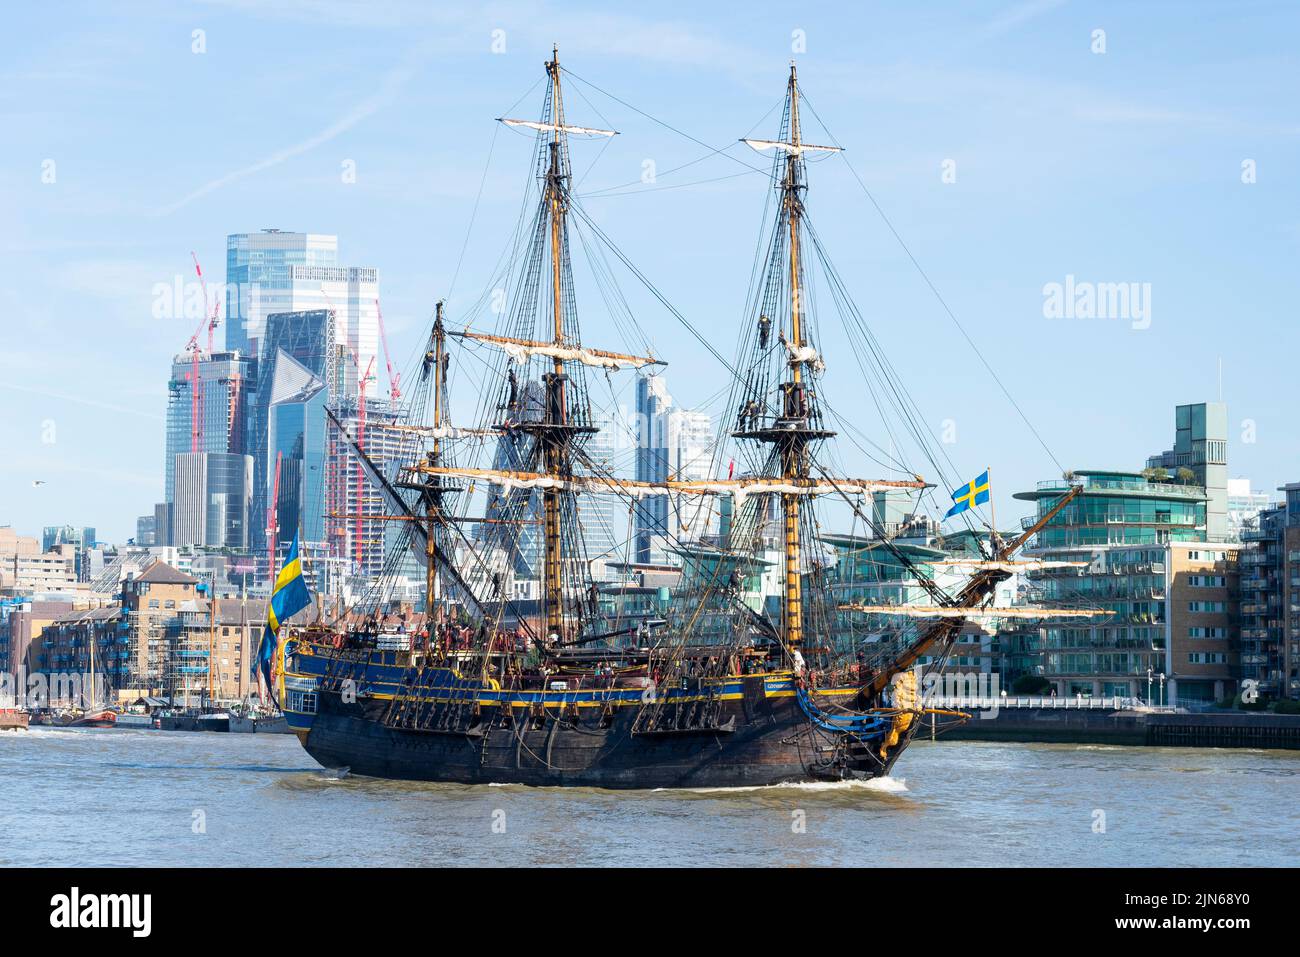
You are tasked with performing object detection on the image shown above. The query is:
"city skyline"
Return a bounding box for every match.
[4,1,1298,543]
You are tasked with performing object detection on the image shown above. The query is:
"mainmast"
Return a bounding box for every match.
[496,47,617,642]
[736,63,843,655]
[542,47,569,641]
[781,64,808,653]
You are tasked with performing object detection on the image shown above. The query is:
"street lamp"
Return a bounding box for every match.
[1158,672,1166,708]
[1147,667,1153,706]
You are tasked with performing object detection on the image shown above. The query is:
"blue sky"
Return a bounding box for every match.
[2,0,1297,543]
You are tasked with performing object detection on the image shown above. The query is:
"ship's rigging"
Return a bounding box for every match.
[293,52,1102,789]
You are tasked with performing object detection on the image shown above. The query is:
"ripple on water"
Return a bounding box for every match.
[3,732,1298,866]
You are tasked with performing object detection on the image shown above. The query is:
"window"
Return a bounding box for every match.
[1188,627,1228,639]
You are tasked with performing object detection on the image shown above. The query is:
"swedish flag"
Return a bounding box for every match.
[255,533,312,701]
[945,470,990,519]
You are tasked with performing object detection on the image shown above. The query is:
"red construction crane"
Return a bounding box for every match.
[333,344,377,574]
[191,252,221,356]
[374,297,401,403]
[182,253,223,454]
[354,355,377,572]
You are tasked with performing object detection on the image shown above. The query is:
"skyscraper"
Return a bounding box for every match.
[172,451,254,549]
[163,350,253,506]
[477,381,546,579]
[634,372,715,564]
[634,373,672,562]
[250,310,334,558]
[226,231,381,569]
[225,230,338,358]
[583,407,634,566]
[225,230,379,394]
[157,349,253,548]
[324,396,414,581]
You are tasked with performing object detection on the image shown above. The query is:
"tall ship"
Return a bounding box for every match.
[281,51,1083,788]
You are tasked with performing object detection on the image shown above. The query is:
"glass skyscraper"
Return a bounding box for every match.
[633,372,714,564]
[172,451,254,549]
[250,310,334,558]
[225,230,338,359]
[163,350,253,507]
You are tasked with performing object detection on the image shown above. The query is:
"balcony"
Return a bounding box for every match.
[1037,477,1205,498]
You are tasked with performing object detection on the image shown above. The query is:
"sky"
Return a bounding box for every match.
[2,0,1297,543]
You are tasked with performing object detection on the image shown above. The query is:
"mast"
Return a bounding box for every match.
[542,46,567,640]
[494,46,615,644]
[735,62,842,658]
[426,302,446,638]
[88,608,96,711]
[781,63,807,653]
[208,588,216,709]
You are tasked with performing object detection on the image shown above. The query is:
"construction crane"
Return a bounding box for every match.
[374,297,402,403]
[182,253,223,454]
[191,252,221,356]
[332,343,378,575]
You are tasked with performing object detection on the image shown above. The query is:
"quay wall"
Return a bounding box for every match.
[936,708,1300,749]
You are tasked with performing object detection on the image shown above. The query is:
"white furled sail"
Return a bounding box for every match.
[450,330,663,371]
[838,604,1105,619]
[928,559,1089,572]
[412,466,922,506]
[741,137,842,155]
[500,117,617,137]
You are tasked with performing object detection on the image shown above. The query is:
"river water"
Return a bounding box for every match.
[1,727,1295,867]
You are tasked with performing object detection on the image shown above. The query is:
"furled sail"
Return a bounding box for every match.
[449,330,663,371]
[410,465,924,506]
[741,138,842,156]
[838,604,1105,619]
[500,117,617,137]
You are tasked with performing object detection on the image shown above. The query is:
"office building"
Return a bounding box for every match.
[225,230,338,358]
[171,452,254,549]
[249,310,334,559]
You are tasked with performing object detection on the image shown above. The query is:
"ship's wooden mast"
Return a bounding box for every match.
[781,64,807,652]
[494,47,617,643]
[426,302,446,635]
[541,47,570,640]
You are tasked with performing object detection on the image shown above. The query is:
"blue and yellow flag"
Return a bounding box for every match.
[944,470,990,519]
[255,533,312,702]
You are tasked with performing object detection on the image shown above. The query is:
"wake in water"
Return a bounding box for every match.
[660,776,909,795]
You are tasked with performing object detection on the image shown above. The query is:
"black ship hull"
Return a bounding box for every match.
[302,681,903,790]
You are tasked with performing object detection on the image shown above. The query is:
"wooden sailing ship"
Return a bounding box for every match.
[283,52,1090,788]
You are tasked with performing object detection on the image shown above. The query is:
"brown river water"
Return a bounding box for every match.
[2,726,1295,866]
